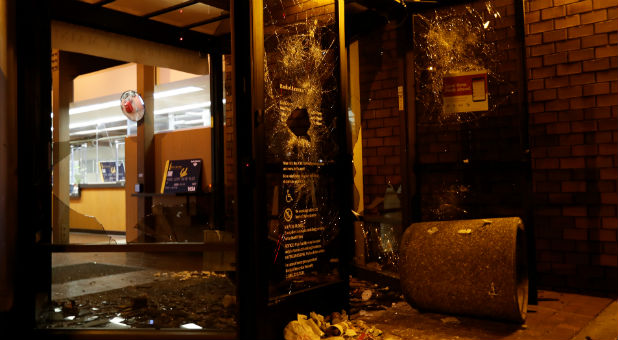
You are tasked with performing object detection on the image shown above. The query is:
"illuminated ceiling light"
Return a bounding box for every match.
[71,125,127,136]
[175,118,205,125]
[69,115,127,129]
[180,323,202,329]
[154,101,210,115]
[154,86,203,99]
[69,87,204,115]
[184,110,208,116]
[69,100,118,115]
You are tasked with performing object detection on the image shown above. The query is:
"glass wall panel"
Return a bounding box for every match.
[262,0,344,300]
[413,0,528,221]
[68,67,211,185]
[45,54,235,334]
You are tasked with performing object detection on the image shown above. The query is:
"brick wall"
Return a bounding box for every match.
[358,23,404,208]
[525,0,617,292]
[355,0,616,293]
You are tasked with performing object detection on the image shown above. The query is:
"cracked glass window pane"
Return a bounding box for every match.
[414,1,517,124]
[46,52,235,331]
[263,0,343,299]
[413,1,528,222]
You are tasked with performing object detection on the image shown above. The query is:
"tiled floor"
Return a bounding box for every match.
[53,232,205,298]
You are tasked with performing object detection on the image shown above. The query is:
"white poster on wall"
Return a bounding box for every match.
[442,70,488,114]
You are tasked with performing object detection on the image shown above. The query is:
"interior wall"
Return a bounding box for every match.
[70,187,126,232]
[157,67,200,85]
[74,63,136,102]
[125,127,212,241]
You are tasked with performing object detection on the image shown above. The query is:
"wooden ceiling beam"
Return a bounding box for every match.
[51,0,220,53]
[183,13,230,29]
[94,0,115,5]
[196,0,229,11]
[143,0,198,19]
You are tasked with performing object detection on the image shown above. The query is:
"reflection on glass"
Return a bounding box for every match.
[70,137,125,185]
[66,69,212,185]
[56,66,219,245]
[133,197,215,243]
[263,0,342,299]
[41,251,237,331]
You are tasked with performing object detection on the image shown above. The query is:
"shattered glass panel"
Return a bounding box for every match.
[50,62,214,245]
[356,218,402,273]
[263,0,343,298]
[45,53,235,332]
[414,1,528,221]
[41,252,236,330]
[133,195,214,242]
[414,1,517,124]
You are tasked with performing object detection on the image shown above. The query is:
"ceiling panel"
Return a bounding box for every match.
[151,3,226,27]
[103,0,188,17]
[191,18,230,36]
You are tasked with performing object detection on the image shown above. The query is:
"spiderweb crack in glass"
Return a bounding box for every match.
[264,0,342,294]
[414,2,516,124]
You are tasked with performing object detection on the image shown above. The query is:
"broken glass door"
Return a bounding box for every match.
[261,0,350,303]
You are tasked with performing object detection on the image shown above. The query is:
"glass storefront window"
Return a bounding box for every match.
[44,52,235,335]
[262,0,345,300]
[70,137,125,185]
[67,67,212,185]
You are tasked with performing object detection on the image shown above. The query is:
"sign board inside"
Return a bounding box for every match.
[442,70,488,114]
[99,161,125,182]
[160,159,202,194]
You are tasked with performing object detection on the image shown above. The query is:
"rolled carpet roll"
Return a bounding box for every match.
[399,217,528,322]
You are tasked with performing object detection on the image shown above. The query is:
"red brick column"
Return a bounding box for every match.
[359,24,404,207]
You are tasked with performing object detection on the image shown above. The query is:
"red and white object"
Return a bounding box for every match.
[442,70,488,114]
[119,90,145,122]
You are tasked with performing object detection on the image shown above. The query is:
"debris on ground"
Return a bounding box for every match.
[349,277,401,315]
[45,271,236,330]
[284,310,389,340]
[440,316,460,324]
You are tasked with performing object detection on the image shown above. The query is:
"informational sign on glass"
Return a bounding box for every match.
[263,0,344,299]
[442,70,488,114]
